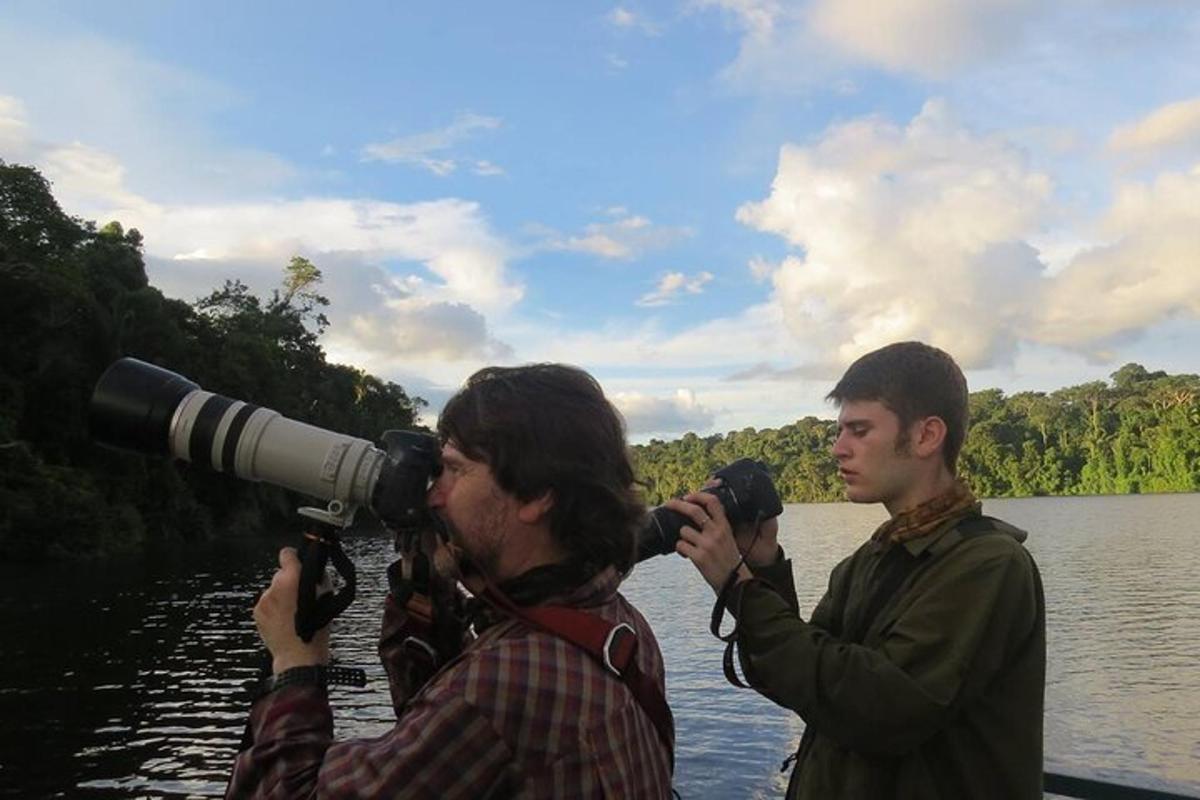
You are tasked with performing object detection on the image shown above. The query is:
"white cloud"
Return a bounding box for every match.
[121,196,525,313]
[636,270,714,306]
[1033,164,1200,351]
[546,210,692,259]
[362,112,502,176]
[747,256,774,282]
[606,53,630,71]
[473,160,505,177]
[607,6,662,35]
[738,99,1052,369]
[736,99,1200,370]
[808,0,1041,79]
[1109,96,1200,162]
[612,389,716,436]
[40,142,147,211]
[341,297,513,362]
[696,0,1045,89]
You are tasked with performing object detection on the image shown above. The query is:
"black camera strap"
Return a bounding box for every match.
[295,524,358,643]
[708,512,765,689]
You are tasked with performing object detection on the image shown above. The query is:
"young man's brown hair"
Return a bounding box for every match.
[826,341,969,472]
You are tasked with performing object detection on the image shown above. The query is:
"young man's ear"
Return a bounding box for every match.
[913,416,948,459]
[516,490,554,525]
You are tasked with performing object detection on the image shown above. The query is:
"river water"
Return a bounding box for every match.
[1,493,1198,798]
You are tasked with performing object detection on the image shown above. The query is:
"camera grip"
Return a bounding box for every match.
[295,527,357,642]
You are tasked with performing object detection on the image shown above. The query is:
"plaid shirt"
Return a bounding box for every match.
[227,567,674,798]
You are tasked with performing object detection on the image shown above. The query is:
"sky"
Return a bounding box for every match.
[2,1,1199,441]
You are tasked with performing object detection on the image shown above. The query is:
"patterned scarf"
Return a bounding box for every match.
[870,479,981,546]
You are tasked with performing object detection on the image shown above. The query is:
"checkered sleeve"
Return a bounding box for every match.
[225,685,334,799]
[226,676,515,798]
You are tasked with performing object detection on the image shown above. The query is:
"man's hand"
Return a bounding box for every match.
[253,547,331,675]
[701,477,781,568]
[666,492,753,595]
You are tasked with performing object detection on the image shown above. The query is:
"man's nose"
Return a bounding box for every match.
[831,431,849,460]
[427,476,446,508]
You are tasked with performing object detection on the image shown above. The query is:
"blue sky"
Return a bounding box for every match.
[3,1,1199,440]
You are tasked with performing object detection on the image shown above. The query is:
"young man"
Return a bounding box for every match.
[670,341,1045,799]
[229,364,674,798]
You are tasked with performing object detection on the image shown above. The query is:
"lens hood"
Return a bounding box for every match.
[89,358,200,455]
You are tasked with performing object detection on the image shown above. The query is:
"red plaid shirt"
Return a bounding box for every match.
[227,567,674,798]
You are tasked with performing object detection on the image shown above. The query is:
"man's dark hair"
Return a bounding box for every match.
[826,341,969,472]
[437,363,644,574]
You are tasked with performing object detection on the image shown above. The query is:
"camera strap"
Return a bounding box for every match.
[480,584,675,770]
[709,512,766,689]
[295,525,358,643]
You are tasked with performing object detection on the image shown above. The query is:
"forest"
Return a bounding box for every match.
[2,160,1198,560]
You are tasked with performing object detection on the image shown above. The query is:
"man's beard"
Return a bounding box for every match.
[432,516,497,585]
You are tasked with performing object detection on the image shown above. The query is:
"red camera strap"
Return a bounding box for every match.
[480,586,675,770]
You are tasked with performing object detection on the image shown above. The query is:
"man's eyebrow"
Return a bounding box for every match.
[839,418,872,428]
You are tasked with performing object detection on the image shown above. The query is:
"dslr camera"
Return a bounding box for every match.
[635,458,783,563]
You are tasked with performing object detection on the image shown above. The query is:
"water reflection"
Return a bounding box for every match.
[1,494,1198,797]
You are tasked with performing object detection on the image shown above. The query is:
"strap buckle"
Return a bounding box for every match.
[601,623,636,676]
[402,635,439,663]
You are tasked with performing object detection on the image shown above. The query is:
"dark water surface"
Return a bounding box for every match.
[2,494,1198,797]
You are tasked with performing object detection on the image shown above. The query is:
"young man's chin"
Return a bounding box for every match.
[843,485,877,504]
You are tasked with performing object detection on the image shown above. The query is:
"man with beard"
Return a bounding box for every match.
[669,341,1045,799]
[228,364,674,798]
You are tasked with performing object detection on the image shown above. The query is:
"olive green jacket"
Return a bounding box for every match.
[733,510,1045,799]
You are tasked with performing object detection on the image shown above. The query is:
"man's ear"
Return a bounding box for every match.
[913,416,948,459]
[517,490,554,525]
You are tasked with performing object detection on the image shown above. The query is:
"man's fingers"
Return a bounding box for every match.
[682,491,727,523]
[269,547,302,588]
[663,498,709,530]
[278,546,300,569]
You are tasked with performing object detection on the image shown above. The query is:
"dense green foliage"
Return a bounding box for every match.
[633,366,1200,504]
[0,162,425,561]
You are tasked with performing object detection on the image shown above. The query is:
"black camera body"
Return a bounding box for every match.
[635,459,783,563]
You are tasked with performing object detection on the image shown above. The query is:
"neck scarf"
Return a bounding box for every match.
[871,479,980,546]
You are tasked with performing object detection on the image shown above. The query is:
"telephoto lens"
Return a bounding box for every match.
[89,357,388,515]
[635,458,783,563]
[90,357,445,640]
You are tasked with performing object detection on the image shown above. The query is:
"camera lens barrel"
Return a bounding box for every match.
[90,358,386,508]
